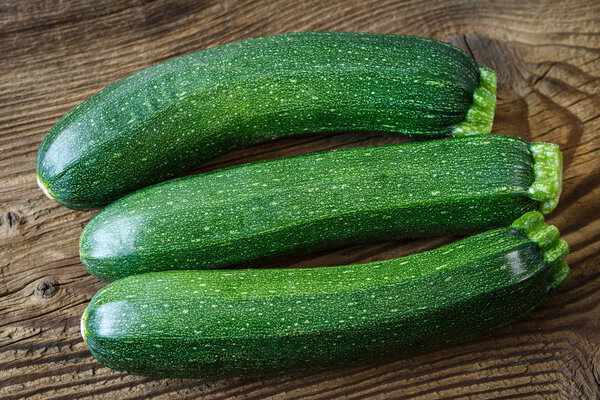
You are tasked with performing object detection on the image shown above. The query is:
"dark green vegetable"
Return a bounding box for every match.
[37,31,497,209]
[80,135,563,281]
[81,211,569,378]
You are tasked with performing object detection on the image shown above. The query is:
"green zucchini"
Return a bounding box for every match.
[37,31,497,210]
[81,211,569,378]
[80,135,562,281]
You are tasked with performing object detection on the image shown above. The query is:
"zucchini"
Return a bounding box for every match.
[37,31,497,209]
[81,211,570,378]
[80,135,563,281]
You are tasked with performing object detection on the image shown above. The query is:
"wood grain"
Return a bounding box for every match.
[1,0,599,398]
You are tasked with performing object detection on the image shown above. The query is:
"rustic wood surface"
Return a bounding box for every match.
[1,0,599,398]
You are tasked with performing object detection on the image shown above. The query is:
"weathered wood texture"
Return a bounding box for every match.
[1,0,599,398]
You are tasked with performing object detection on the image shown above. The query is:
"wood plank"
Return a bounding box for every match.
[1,0,599,398]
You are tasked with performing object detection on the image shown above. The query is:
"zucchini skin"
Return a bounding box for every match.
[37,31,497,209]
[80,135,563,281]
[81,211,569,378]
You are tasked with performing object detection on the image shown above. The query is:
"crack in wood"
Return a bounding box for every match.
[3,211,20,229]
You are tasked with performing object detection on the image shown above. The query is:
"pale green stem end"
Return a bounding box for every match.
[529,143,563,214]
[548,260,570,290]
[451,66,497,136]
[511,211,570,289]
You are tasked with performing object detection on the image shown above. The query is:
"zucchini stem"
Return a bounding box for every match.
[511,211,570,289]
[451,66,497,136]
[528,143,563,214]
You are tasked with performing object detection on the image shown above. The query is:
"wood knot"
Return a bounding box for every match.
[37,280,58,298]
[3,211,21,228]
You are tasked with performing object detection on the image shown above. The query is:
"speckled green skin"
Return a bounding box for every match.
[80,135,563,281]
[37,31,497,209]
[81,211,569,378]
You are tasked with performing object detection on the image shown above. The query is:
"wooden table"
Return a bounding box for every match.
[1,1,599,398]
